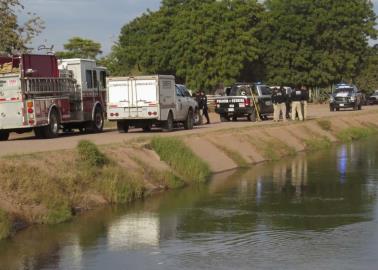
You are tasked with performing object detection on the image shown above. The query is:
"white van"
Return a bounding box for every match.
[107,75,197,132]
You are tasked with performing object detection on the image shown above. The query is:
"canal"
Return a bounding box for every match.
[1,137,378,270]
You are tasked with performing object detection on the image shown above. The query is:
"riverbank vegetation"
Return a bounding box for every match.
[150,137,210,183]
[1,113,378,239]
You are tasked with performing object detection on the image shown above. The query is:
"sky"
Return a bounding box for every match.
[22,0,378,56]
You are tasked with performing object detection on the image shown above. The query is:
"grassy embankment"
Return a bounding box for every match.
[0,117,377,240]
[0,137,211,240]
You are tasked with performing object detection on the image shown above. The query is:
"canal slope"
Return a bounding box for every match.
[1,109,378,239]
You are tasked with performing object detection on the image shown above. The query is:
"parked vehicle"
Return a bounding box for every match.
[367,90,378,105]
[107,75,197,132]
[0,54,106,141]
[329,83,363,111]
[214,82,273,122]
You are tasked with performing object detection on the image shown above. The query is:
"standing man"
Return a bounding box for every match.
[301,86,309,120]
[195,91,203,125]
[291,86,303,121]
[200,90,210,124]
[272,87,287,122]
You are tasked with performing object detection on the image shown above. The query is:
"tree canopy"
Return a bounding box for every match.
[55,37,103,59]
[262,0,377,88]
[110,0,264,91]
[0,0,44,53]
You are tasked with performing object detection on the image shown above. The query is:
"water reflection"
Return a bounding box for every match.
[1,139,378,270]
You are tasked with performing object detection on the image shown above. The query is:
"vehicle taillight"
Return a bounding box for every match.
[153,112,157,116]
[28,108,34,114]
[244,98,251,106]
[27,101,33,108]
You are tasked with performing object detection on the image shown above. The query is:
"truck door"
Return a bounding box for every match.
[175,85,186,120]
[134,78,158,118]
[0,75,24,129]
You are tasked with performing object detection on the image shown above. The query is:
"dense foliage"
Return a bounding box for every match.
[0,0,44,53]
[55,37,102,59]
[111,0,264,90]
[109,0,377,92]
[263,0,377,88]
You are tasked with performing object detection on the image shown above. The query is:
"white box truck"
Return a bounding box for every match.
[107,75,198,132]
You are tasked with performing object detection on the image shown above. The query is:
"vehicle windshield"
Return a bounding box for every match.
[230,85,252,96]
[259,85,272,95]
[335,87,354,93]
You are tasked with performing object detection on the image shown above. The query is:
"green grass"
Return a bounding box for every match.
[213,144,249,167]
[305,137,332,151]
[77,140,109,167]
[337,127,377,143]
[150,137,210,183]
[132,156,185,189]
[0,209,11,240]
[317,120,332,131]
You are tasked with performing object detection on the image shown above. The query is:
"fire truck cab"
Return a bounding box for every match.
[0,54,106,140]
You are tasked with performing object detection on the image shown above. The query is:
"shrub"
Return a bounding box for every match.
[0,209,11,240]
[317,120,332,131]
[337,127,377,143]
[77,140,109,167]
[151,137,210,183]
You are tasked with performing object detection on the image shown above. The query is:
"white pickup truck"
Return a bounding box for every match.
[107,75,198,132]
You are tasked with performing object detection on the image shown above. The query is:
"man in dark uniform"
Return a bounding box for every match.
[291,86,303,121]
[301,86,309,120]
[200,90,210,124]
[272,86,287,122]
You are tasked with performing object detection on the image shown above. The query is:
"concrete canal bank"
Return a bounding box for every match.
[1,110,378,239]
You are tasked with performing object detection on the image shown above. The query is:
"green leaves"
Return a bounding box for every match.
[0,0,44,53]
[55,37,102,60]
[110,0,264,91]
[263,0,377,87]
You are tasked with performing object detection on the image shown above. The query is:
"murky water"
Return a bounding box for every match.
[1,138,378,270]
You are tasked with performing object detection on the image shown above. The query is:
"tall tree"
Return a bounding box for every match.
[0,0,44,53]
[110,0,264,91]
[262,0,377,87]
[56,37,102,59]
[355,46,378,93]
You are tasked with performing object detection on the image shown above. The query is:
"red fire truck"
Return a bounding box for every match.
[0,54,107,140]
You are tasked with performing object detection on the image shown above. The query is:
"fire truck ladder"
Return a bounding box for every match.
[22,77,77,96]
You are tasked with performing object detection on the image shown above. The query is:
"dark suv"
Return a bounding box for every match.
[330,84,362,111]
[215,83,273,121]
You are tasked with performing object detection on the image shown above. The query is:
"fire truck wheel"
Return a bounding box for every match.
[34,127,45,139]
[117,121,129,133]
[0,131,10,141]
[91,107,104,133]
[163,111,174,132]
[43,109,60,138]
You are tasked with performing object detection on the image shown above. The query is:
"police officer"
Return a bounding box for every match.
[291,86,303,121]
[301,86,309,120]
[200,90,210,124]
[272,86,287,122]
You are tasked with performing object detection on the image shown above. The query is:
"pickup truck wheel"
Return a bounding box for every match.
[232,116,238,121]
[247,109,257,122]
[330,106,334,112]
[358,103,362,110]
[163,112,174,132]
[184,110,194,130]
[43,109,60,138]
[117,121,129,133]
[220,115,229,122]
[336,108,340,111]
[0,131,10,141]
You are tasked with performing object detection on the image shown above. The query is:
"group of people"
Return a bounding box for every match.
[194,90,210,125]
[271,86,309,122]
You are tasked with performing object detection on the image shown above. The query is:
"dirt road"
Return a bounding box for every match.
[1,104,378,157]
